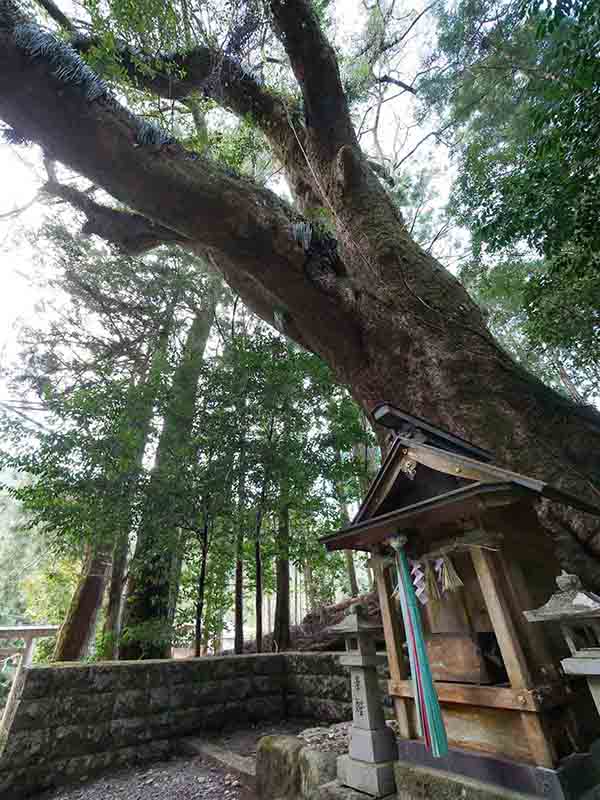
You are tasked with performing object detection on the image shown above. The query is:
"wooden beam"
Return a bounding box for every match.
[371,552,417,739]
[471,548,532,689]
[471,548,557,768]
[388,680,569,713]
[402,439,544,491]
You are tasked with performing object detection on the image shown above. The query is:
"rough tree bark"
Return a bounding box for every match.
[53,545,110,661]
[120,301,216,658]
[1,0,599,584]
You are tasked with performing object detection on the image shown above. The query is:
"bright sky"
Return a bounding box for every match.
[0,145,48,377]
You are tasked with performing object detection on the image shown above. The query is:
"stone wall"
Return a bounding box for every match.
[0,654,285,798]
[286,653,352,722]
[0,652,389,798]
[285,653,391,723]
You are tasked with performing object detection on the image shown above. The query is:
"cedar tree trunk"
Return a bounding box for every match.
[1,0,599,584]
[53,545,110,661]
[120,303,215,658]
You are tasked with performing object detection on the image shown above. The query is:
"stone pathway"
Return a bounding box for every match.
[35,756,257,800]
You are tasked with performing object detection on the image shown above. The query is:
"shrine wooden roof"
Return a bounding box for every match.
[321,403,600,553]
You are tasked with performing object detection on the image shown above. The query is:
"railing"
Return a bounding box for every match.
[0,625,60,730]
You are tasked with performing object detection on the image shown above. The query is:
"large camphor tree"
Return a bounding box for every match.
[0,0,599,582]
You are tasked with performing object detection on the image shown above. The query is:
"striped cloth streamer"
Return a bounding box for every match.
[391,537,448,758]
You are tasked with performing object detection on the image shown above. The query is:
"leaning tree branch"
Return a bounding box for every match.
[72,37,301,167]
[43,180,189,254]
[0,11,364,367]
[376,75,417,95]
[26,0,316,198]
[268,0,357,157]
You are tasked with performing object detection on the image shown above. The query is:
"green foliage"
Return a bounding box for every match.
[460,256,600,400]
[167,319,374,645]
[209,115,269,175]
[423,0,600,377]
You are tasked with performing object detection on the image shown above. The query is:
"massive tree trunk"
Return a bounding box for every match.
[1,0,599,584]
[53,545,110,661]
[120,302,215,659]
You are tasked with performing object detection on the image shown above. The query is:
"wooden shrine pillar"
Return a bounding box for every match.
[471,547,557,767]
[370,551,418,739]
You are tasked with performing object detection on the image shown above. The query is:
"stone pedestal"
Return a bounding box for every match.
[338,754,396,798]
[327,603,397,798]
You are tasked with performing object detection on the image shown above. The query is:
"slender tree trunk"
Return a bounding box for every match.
[234,530,244,654]
[194,512,210,657]
[255,528,263,653]
[294,566,299,626]
[254,411,275,653]
[53,546,111,661]
[121,300,216,659]
[273,502,290,651]
[304,562,316,615]
[234,439,248,655]
[101,532,128,660]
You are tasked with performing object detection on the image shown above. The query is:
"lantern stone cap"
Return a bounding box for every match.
[524,571,600,623]
[327,602,383,636]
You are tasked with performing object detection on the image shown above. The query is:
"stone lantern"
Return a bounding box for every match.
[327,602,396,798]
[525,571,600,713]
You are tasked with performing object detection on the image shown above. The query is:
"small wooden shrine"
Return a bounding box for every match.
[321,403,600,798]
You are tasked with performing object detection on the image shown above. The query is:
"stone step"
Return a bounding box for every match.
[179,736,256,788]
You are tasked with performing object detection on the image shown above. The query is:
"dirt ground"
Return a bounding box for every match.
[35,756,256,800]
[34,720,311,800]
[33,719,358,799]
